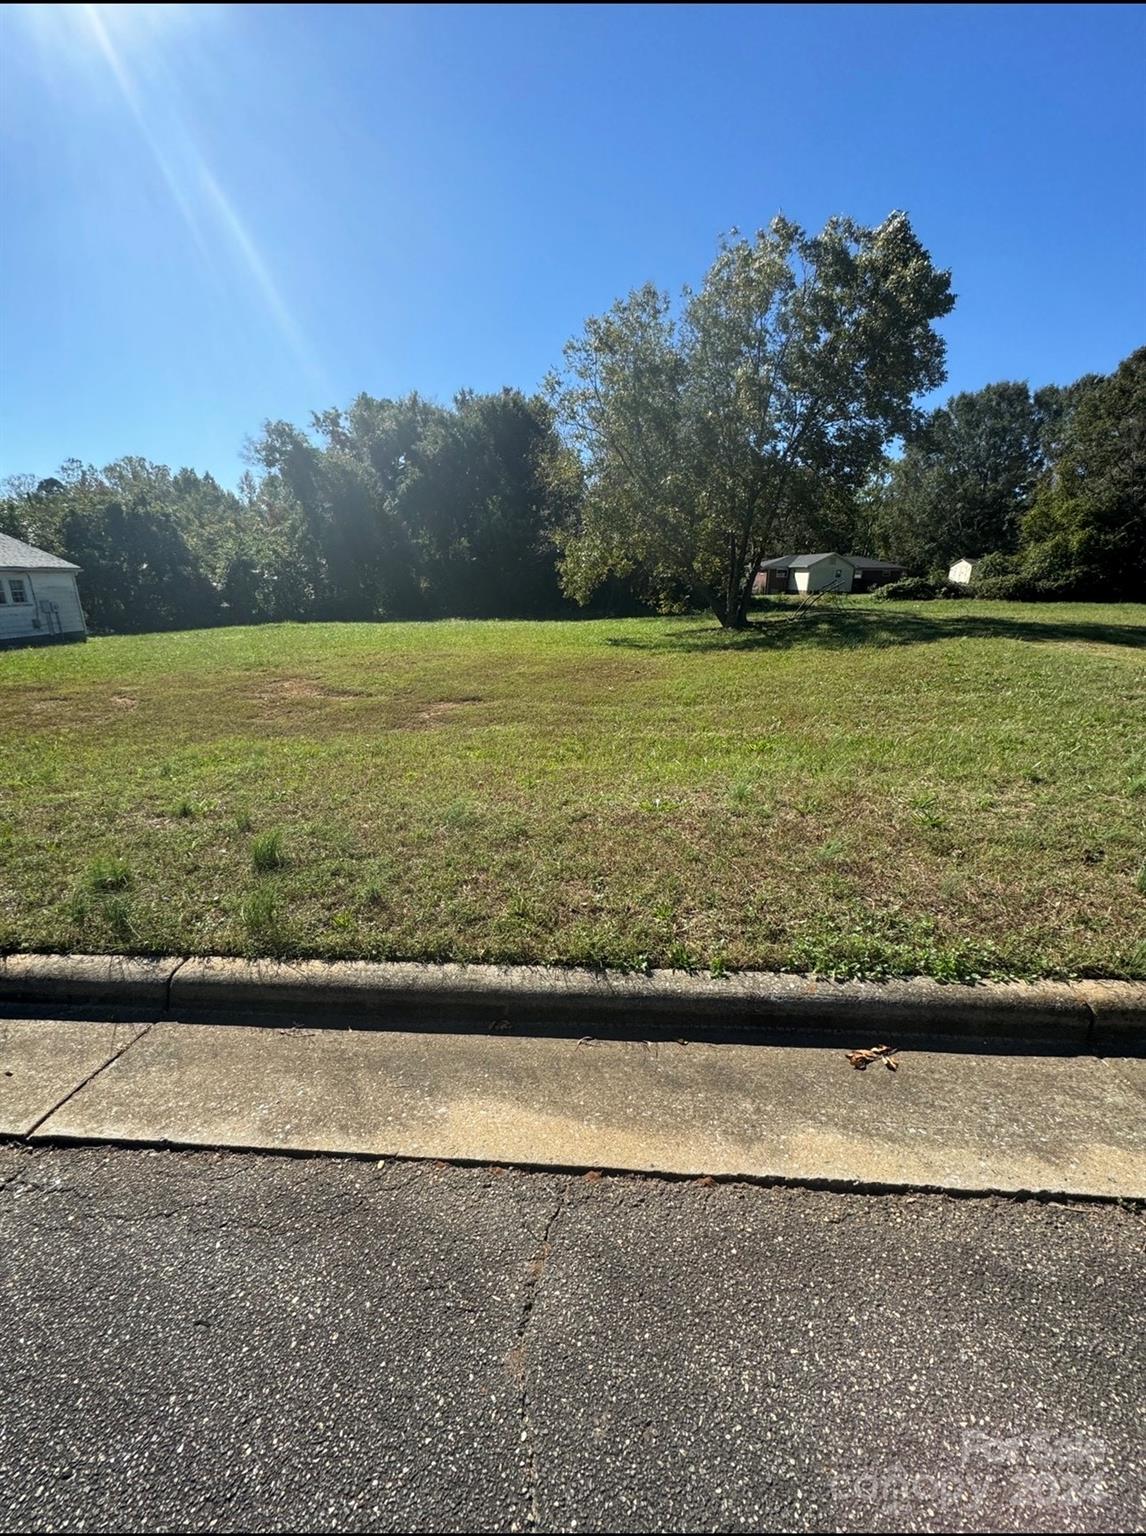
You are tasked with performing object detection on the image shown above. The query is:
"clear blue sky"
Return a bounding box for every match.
[2,2,1144,486]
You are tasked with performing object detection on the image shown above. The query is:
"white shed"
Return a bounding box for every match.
[948,557,976,585]
[0,533,87,648]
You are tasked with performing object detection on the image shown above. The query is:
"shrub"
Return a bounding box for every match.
[971,573,1084,601]
[971,574,1039,600]
[873,576,940,600]
[969,550,1019,583]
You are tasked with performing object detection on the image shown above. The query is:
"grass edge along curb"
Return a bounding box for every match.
[0,952,1143,1050]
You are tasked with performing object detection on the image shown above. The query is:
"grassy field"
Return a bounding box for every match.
[1,600,1143,981]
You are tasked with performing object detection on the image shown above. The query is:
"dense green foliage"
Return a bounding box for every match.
[872,382,1045,569]
[1,390,610,633]
[250,388,583,621]
[867,348,1143,597]
[1020,348,1146,600]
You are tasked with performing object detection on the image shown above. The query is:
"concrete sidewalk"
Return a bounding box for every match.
[2,1017,1143,1198]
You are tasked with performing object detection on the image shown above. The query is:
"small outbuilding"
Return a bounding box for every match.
[948,557,976,585]
[0,533,87,649]
[754,552,904,596]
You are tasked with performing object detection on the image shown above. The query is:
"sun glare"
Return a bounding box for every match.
[17,3,202,63]
[9,3,326,390]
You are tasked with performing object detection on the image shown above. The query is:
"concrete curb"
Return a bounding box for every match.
[1,952,1143,1049]
[0,954,179,1009]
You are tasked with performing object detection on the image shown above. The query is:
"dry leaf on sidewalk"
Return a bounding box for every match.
[845,1043,899,1071]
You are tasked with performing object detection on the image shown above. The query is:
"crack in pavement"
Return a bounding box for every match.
[510,1182,573,1530]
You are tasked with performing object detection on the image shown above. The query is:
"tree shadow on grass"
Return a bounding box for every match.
[606,605,1146,655]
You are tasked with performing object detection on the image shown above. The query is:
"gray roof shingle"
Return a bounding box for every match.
[758,552,903,571]
[0,533,80,572]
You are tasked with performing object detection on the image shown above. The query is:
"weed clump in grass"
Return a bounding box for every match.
[173,798,196,820]
[102,896,136,943]
[241,886,287,951]
[234,811,254,835]
[84,856,132,893]
[444,799,479,831]
[251,830,286,873]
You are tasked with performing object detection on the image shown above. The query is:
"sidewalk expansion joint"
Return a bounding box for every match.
[24,1022,153,1139]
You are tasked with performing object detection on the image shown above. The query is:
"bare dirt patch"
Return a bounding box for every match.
[248,677,366,702]
[25,692,69,714]
[407,697,483,728]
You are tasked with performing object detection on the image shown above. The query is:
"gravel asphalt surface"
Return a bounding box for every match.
[0,1143,1142,1533]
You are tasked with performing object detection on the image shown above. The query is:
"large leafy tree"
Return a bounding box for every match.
[1022,347,1145,599]
[547,212,954,627]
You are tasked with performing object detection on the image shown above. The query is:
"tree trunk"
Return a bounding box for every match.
[711,594,751,629]
[711,526,757,628]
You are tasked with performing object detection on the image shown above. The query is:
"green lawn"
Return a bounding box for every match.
[1,600,1143,981]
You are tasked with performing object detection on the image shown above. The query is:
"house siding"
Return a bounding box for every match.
[30,570,86,635]
[802,557,854,593]
[0,568,86,645]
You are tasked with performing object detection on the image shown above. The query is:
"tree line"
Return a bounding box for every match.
[858,348,1145,600]
[2,211,1141,633]
[1,390,631,634]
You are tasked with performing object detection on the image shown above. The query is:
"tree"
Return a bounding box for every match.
[1021,347,1145,599]
[876,381,1043,570]
[1032,373,1104,468]
[0,458,231,631]
[395,389,575,618]
[546,212,954,627]
[250,388,578,621]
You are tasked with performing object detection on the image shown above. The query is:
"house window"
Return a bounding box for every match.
[8,578,28,603]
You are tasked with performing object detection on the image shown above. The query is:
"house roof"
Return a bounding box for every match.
[758,552,903,571]
[0,533,80,572]
[845,555,906,572]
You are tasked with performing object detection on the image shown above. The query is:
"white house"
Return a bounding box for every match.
[948,557,976,585]
[0,533,87,649]
[754,552,904,596]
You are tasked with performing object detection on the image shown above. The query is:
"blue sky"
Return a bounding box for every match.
[1,2,1143,486]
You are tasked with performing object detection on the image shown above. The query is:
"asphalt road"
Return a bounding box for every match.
[0,1144,1141,1534]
